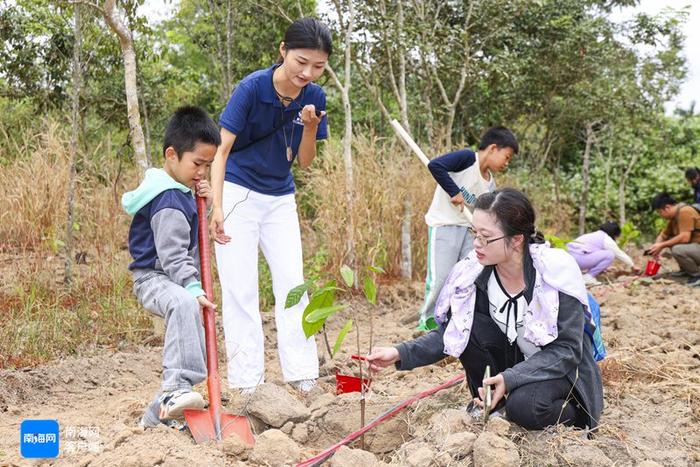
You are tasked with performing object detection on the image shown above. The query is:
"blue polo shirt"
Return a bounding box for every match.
[220,65,328,195]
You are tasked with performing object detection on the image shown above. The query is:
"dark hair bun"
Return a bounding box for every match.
[529,230,545,244]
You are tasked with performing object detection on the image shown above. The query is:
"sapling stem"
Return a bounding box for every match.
[322,323,333,361]
[354,314,366,449]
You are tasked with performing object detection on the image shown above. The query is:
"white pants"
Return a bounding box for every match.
[215,182,318,388]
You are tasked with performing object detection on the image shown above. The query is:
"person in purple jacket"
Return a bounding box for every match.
[566,222,640,285]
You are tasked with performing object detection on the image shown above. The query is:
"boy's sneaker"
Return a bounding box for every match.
[138,414,186,431]
[291,379,316,393]
[138,413,160,429]
[158,389,205,419]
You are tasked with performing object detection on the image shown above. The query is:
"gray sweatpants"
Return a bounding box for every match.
[671,243,700,276]
[133,272,207,423]
[418,225,474,328]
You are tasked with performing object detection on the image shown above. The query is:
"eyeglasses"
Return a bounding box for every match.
[467,226,507,246]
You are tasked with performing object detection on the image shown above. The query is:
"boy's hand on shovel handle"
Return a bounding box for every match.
[450,192,465,212]
[197,295,217,322]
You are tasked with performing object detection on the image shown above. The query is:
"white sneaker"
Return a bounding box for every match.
[158,389,205,419]
[291,379,316,393]
[582,273,600,285]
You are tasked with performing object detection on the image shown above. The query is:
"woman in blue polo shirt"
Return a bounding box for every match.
[210,17,330,394]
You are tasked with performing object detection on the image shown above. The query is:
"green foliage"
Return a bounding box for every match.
[305,304,346,324]
[300,280,336,338]
[285,279,313,309]
[545,234,571,250]
[340,265,354,288]
[332,319,353,358]
[363,275,377,305]
[653,216,667,234]
[618,222,641,248]
[288,264,383,354]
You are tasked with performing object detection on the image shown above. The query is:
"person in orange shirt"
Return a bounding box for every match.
[648,192,700,287]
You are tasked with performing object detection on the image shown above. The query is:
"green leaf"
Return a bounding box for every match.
[305,304,346,324]
[285,279,313,308]
[340,265,354,288]
[363,275,377,305]
[311,280,339,298]
[301,286,336,338]
[332,319,353,357]
[544,234,570,250]
[368,265,385,274]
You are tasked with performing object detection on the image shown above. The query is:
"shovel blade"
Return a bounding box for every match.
[183,409,255,446]
[221,413,255,446]
[184,409,216,443]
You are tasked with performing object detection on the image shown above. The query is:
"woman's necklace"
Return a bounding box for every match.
[272,79,304,162]
[281,108,294,161]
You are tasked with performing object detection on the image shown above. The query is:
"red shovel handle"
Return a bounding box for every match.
[197,196,215,302]
[196,195,223,430]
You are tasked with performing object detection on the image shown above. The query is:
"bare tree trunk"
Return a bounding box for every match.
[423,0,472,149]
[618,151,639,226]
[225,0,233,95]
[578,123,594,235]
[207,0,234,101]
[391,0,412,279]
[64,3,82,288]
[329,0,356,274]
[401,199,412,279]
[603,138,612,217]
[553,153,562,205]
[103,0,148,174]
[137,77,152,166]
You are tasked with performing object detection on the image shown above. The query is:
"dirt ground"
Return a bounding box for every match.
[1,261,699,466]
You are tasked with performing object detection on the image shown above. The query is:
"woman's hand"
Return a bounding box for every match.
[475,373,507,410]
[365,347,400,373]
[209,207,231,245]
[300,104,325,128]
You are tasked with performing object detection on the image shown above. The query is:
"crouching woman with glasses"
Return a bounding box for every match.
[367,188,603,431]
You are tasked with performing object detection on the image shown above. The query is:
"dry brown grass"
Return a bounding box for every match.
[0,122,579,367]
[600,351,700,419]
[0,122,150,368]
[300,134,436,279]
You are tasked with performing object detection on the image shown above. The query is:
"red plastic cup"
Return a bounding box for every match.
[335,371,371,394]
[644,259,661,276]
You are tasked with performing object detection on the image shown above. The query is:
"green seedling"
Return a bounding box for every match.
[287,263,384,449]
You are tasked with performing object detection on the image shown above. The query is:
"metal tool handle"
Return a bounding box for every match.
[389,119,474,222]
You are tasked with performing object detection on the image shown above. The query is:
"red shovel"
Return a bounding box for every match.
[183,195,255,445]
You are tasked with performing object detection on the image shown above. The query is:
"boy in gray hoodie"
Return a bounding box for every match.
[121,106,221,428]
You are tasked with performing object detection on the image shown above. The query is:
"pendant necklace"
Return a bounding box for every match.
[281,109,294,162]
[273,78,304,162]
